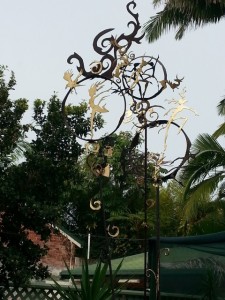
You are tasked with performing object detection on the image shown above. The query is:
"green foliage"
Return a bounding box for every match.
[144,0,225,42]
[157,183,182,236]
[178,98,225,235]
[0,66,47,286]
[212,98,225,139]
[51,259,123,300]
[66,132,185,259]
[0,66,97,286]
[0,65,29,168]
[66,132,151,258]
[0,232,49,287]
[181,133,225,200]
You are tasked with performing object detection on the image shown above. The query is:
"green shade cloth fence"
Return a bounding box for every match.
[149,231,225,299]
[61,231,225,299]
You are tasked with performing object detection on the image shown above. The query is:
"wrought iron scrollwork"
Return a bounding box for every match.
[61,1,197,299]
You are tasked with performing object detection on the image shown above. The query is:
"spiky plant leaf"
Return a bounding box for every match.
[213,123,225,139]
[216,98,225,116]
[191,133,225,153]
[51,259,123,300]
[51,262,81,299]
[212,99,225,138]
[184,173,224,201]
[180,134,225,191]
[144,0,225,42]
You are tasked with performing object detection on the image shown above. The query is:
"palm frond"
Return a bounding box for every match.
[144,7,188,42]
[212,99,225,139]
[213,122,225,139]
[152,0,164,8]
[191,133,225,154]
[144,0,225,42]
[182,186,214,222]
[216,98,225,116]
[181,150,225,187]
[183,173,224,202]
[174,23,188,40]
[183,134,225,185]
[217,181,225,200]
[180,134,225,184]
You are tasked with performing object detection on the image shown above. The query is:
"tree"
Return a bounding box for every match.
[178,100,225,234]
[0,66,29,168]
[0,67,103,286]
[0,66,43,286]
[212,98,225,139]
[159,181,184,236]
[144,0,225,42]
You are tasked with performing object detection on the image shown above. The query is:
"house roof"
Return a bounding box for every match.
[55,225,83,248]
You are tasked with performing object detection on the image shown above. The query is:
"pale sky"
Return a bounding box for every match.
[1,0,225,162]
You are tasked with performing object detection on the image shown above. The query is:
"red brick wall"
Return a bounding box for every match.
[28,230,78,275]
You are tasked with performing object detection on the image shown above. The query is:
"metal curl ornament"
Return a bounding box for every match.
[161,248,170,256]
[64,1,144,80]
[146,199,155,209]
[90,199,102,211]
[90,61,103,75]
[146,268,156,280]
[131,101,165,128]
[107,225,120,237]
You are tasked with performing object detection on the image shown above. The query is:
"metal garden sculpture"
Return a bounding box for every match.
[61,2,196,299]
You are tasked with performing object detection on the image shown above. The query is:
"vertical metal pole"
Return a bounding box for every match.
[155,185,160,300]
[144,126,148,299]
[87,232,91,260]
[148,239,157,300]
[99,176,115,300]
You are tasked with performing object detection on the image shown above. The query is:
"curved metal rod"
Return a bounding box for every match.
[146,120,192,182]
[121,55,168,101]
[62,76,127,142]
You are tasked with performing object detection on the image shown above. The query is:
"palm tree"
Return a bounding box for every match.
[144,0,225,42]
[143,1,225,232]
[212,98,225,139]
[178,100,225,234]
